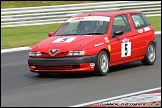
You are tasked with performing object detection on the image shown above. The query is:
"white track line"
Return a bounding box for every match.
[1,46,31,53]
[1,31,161,53]
[70,87,161,107]
[155,31,161,34]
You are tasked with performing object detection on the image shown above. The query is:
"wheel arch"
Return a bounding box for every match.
[150,40,157,47]
[143,41,156,54]
[99,48,110,60]
[147,41,156,50]
[141,41,156,65]
[94,48,110,76]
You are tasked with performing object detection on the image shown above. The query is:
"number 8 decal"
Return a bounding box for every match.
[121,41,131,57]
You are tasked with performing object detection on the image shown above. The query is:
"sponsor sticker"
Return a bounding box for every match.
[94,43,104,47]
[108,45,111,51]
[144,27,150,32]
[66,16,110,22]
[52,37,76,43]
[121,39,131,57]
[138,29,144,33]
[105,37,108,40]
[105,37,110,43]
[122,38,129,43]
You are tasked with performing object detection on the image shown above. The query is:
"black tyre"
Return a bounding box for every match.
[94,51,109,76]
[141,42,156,65]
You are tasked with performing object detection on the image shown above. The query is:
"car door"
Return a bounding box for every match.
[109,14,134,65]
[129,13,154,58]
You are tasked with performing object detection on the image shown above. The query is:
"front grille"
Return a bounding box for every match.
[41,52,68,58]
[35,65,80,70]
[55,52,68,57]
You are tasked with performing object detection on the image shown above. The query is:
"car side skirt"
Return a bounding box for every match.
[110,56,145,66]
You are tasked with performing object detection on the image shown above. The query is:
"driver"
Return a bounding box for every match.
[77,21,91,34]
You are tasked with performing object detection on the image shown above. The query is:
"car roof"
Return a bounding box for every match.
[72,10,143,17]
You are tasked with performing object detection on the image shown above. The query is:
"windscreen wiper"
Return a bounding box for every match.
[84,33,104,35]
[57,34,81,36]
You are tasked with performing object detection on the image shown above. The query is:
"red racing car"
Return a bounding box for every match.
[28,10,156,76]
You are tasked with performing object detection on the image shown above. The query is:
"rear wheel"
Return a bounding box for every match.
[94,51,109,76]
[141,42,156,65]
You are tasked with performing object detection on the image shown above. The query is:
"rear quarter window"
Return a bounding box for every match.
[130,13,151,29]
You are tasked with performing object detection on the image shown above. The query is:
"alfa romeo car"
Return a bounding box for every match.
[28,10,156,76]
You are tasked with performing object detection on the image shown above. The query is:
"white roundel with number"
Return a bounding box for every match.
[52,37,76,43]
[121,42,131,57]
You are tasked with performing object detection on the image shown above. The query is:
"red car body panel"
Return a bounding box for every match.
[28,10,156,74]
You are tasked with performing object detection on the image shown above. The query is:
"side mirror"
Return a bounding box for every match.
[48,32,55,37]
[112,30,123,37]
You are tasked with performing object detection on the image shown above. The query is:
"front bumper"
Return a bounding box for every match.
[28,55,97,73]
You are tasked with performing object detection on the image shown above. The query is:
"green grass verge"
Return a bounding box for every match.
[1,1,97,8]
[148,16,161,31]
[1,24,61,49]
[1,16,161,49]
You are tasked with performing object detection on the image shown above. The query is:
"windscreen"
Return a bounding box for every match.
[54,16,110,36]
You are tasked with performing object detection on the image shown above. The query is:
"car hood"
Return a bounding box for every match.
[33,35,102,52]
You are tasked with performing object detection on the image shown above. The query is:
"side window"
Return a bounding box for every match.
[112,14,131,35]
[130,13,150,29]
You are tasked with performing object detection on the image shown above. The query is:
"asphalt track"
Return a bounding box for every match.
[1,34,161,107]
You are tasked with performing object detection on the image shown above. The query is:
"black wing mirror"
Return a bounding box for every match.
[112,30,123,37]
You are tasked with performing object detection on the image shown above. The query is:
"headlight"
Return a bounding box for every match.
[29,51,42,56]
[68,50,85,56]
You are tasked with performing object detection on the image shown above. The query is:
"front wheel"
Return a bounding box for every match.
[141,42,156,65]
[94,51,109,76]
